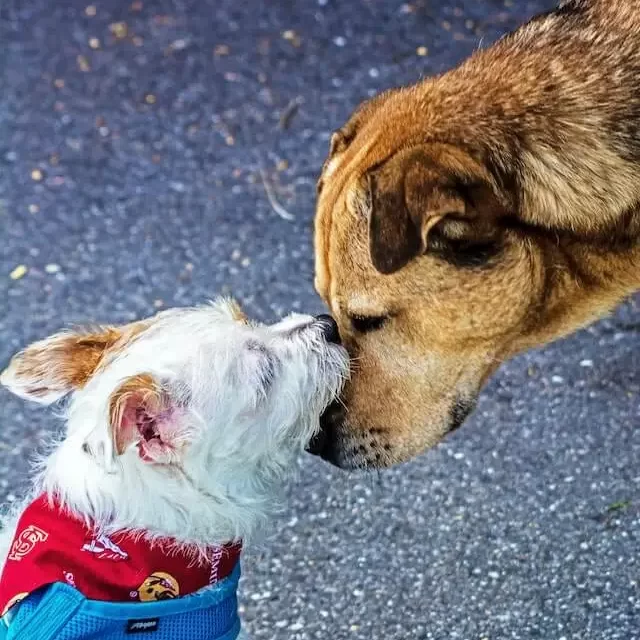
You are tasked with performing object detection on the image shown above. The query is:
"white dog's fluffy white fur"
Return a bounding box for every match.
[0,300,348,613]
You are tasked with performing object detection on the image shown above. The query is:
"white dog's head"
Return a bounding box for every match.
[0,300,349,546]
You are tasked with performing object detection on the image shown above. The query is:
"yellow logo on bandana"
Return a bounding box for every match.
[137,572,180,601]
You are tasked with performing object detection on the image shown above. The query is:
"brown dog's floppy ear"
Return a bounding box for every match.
[368,145,504,274]
[0,328,126,404]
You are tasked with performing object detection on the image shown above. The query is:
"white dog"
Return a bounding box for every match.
[0,300,348,640]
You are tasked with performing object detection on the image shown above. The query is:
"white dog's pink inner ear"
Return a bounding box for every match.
[109,374,187,464]
[109,374,161,454]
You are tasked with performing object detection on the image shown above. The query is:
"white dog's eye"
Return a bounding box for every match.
[246,340,277,392]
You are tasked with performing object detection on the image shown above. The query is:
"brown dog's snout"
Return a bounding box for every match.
[314,314,341,344]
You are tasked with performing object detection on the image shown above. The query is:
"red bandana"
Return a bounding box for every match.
[0,495,241,616]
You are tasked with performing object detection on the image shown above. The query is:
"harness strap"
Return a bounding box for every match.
[5,585,84,640]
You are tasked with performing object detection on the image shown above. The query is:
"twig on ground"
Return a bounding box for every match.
[259,166,295,221]
[278,96,304,130]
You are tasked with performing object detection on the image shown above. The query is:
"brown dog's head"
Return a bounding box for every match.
[312,80,636,469]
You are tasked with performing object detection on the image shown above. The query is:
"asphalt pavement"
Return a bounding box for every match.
[1,0,639,638]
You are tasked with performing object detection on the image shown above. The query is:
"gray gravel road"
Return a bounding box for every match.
[1,0,639,638]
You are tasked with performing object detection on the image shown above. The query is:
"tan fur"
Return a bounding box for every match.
[314,0,640,469]
[1,322,149,402]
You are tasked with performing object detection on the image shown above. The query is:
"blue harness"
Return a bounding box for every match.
[0,564,241,640]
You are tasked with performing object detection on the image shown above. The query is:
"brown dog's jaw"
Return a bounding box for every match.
[310,392,479,470]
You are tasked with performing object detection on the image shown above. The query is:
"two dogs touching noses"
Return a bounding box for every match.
[4,0,640,636]
[0,301,348,639]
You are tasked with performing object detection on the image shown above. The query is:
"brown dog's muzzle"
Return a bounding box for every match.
[307,401,347,465]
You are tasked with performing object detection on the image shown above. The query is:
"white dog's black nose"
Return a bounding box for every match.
[314,314,341,344]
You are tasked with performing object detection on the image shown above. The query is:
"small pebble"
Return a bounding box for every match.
[53,78,65,89]
[416,46,428,56]
[45,263,61,274]
[31,169,43,182]
[109,22,128,39]
[168,38,188,52]
[89,37,101,49]
[153,299,164,308]
[551,375,565,384]
[77,55,91,72]
[241,257,250,268]
[85,5,97,16]
[28,204,39,214]
[214,44,230,56]
[369,67,379,78]
[282,30,301,47]
[9,265,28,281]
[333,36,347,47]
[579,359,594,368]
[145,93,156,104]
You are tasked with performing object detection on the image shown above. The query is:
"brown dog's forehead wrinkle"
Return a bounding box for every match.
[316,126,388,308]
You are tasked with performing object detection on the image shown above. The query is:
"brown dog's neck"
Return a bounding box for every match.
[512,221,640,354]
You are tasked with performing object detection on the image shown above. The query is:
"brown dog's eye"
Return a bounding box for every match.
[427,219,502,269]
[349,314,389,334]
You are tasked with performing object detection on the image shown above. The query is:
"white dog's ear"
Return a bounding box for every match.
[107,374,192,465]
[0,327,131,404]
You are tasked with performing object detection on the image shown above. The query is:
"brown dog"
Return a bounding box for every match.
[312,0,640,469]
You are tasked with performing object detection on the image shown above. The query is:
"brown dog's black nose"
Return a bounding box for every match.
[314,314,341,344]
